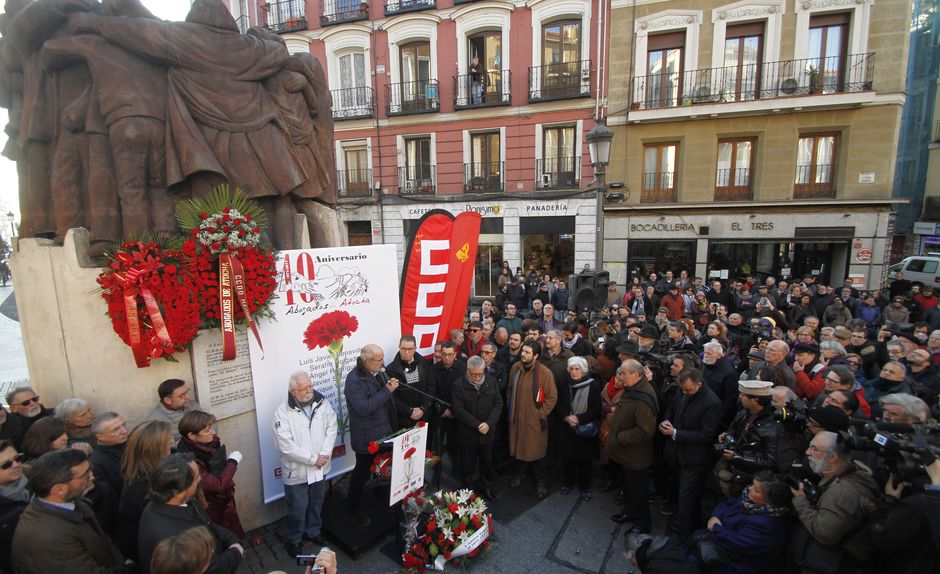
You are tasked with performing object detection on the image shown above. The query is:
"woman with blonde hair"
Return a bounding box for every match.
[117,420,174,560]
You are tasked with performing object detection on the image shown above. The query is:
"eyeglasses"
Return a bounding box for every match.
[16,396,40,407]
[806,445,830,455]
[825,376,842,384]
[399,346,416,351]
[68,467,93,482]
[169,389,190,400]
[469,329,481,333]
[481,349,495,354]
[0,453,25,470]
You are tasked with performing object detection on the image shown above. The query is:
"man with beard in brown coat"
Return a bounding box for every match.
[606,359,658,533]
[508,340,557,499]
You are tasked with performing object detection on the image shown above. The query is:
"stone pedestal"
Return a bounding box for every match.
[8,222,347,531]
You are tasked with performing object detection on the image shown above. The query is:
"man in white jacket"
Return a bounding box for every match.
[273,371,338,558]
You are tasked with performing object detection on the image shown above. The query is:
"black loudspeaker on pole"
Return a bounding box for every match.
[568,271,610,312]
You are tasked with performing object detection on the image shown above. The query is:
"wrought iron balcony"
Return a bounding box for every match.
[321,0,369,26]
[337,168,372,198]
[386,80,440,116]
[235,15,249,34]
[398,165,436,195]
[331,87,374,120]
[528,60,591,103]
[261,0,307,34]
[536,157,580,189]
[714,168,752,201]
[641,172,677,203]
[464,162,504,193]
[454,71,511,109]
[631,53,874,110]
[385,0,435,16]
[794,164,836,199]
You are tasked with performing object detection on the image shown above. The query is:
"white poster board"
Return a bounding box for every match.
[248,245,401,503]
[389,424,429,506]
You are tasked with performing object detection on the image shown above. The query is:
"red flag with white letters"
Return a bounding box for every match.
[400,210,482,357]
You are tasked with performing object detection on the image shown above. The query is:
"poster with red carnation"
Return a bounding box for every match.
[247,244,401,503]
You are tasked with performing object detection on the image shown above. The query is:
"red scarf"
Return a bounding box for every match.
[606,378,619,399]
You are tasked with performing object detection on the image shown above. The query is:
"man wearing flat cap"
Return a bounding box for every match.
[714,380,788,497]
[791,342,827,401]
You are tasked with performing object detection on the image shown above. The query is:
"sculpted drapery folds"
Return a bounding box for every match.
[0,0,336,253]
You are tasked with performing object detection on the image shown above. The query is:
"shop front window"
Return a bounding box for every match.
[520,215,575,278]
[627,240,695,279]
[474,244,503,298]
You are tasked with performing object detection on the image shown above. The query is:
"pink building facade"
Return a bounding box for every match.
[229,0,611,299]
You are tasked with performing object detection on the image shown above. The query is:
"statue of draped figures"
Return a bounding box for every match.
[0,0,336,253]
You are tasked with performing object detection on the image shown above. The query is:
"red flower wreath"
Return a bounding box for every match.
[181,239,277,323]
[97,241,200,367]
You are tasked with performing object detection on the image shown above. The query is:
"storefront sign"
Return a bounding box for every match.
[858,172,875,184]
[914,221,940,235]
[731,221,774,231]
[630,222,695,232]
[526,203,569,213]
[406,204,502,218]
[856,248,872,263]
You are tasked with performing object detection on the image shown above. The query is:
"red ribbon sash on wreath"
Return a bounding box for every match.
[218,254,264,361]
[113,255,173,368]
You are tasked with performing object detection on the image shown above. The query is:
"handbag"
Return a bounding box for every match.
[574,421,598,438]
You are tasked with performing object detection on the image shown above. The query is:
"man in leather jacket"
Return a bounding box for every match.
[385,335,434,427]
[715,380,787,497]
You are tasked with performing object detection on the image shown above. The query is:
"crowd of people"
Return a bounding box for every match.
[3,264,940,574]
[0,379,336,574]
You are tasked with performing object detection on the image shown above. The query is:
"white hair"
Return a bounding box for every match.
[288,371,311,390]
[55,398,89,422]
[702,341,725,355]
[567,356,589,372]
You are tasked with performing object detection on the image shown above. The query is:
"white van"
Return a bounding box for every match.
[886,255,940,287]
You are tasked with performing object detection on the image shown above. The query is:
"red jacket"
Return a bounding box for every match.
[794,362,826,400]
[660,294,685,321]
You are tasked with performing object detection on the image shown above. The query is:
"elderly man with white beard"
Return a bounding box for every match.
[5,385,53,443]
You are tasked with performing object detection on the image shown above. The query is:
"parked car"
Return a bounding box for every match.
[886,255,940,287]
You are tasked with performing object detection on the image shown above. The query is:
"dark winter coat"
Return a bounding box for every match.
[345,365,412,453]
[726,408,787,473]
[176,436,243,537]
[0,484,28,573]
[385,352,435,426]
[137,501,241,574]
[871,489,940,574]
[432,359,467,411]
[90,442,126,503]
[701,495,791,574]
[557,376,602,462]
[604,379,658,471]
[667,385,722,468]
[116,480,149,561]
[451,374,502,446]
[12,498,130,574]
[703,359,740,426]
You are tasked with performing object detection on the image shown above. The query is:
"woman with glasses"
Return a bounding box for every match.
[0,439,28,572]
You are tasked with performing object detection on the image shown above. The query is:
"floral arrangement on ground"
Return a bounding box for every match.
[96,240,200,367]
[401,488,493,573]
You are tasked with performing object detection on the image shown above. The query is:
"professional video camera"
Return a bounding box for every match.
[750,323,774,342]
[842,420,940,483]
[784,474,822,505]
[636,342,673,382]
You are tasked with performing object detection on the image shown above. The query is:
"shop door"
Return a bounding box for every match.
[628,240,696,279]
[794,243,833,283]
[346,221,372,246]
[474,244,503,298]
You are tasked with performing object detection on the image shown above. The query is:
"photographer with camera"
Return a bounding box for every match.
[871,455,940,573]
[788,431,879,574]
[715,380,788,497]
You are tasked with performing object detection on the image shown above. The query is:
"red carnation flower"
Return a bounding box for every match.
[245,214,252,221]
[211,242,221,251]
[233,218,242,226]
[222,225,231,233]
[303,310,359,350]
[199,211,209,219]
[449,503,459,513]
[404,447,417,460]
[443,551,452,560]
[367,441,379,455]
[251,226,260,233]
[238,229,247,237]
[223,207,231,214]
[417,421,427,427]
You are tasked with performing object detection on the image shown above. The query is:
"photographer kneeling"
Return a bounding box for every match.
[788,431,879,574]
[714,380,787,497]
[871,455,940,573]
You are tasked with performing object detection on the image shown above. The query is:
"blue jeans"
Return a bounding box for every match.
[284,480,327,544]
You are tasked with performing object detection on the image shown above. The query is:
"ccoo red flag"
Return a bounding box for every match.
[399,210,482,357]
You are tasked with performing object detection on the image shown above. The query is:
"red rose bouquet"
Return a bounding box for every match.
[401,488,493,573]
[97,240,200,368]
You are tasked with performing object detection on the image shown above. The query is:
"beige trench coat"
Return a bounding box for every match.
[507,361,557,462]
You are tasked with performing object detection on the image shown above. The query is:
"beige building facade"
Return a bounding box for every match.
[602,0,911,289]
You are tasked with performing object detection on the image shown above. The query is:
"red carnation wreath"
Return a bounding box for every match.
[97,241,200,368]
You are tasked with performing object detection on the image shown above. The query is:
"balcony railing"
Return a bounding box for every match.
[337,168,372,198]
[631,53,874,110]
[794,164,836,198]
[536,157,580,189]
[331,87,374,120]
[386,80,440,115]
[464,162,504,193]
[529,60,592,103]
[235,15,249,34]
[715,168,752,201]
[321,0,369,25]
[398,165,436,195]
[261,0,307,34]
[454,70,511,109]
[641,172,677,203]
[385,0,435,16]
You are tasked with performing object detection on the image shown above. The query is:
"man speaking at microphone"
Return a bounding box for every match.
[344,344,422,528]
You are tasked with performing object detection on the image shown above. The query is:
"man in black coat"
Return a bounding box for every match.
[137,454,243,574]
[432,341,467,483]
[658,368,721,542]
[701,341,740,426]
[451,356,503,499]
[385,335,434,428]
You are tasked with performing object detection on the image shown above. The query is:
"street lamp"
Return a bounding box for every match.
[587,118,613,271]
[5,211,13,239]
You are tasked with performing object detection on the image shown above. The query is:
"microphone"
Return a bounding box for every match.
[377,367,390,385]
